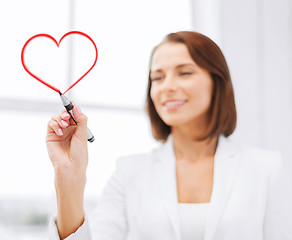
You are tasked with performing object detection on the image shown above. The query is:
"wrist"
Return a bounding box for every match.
[54,162,86,186]
[55,175,86,198]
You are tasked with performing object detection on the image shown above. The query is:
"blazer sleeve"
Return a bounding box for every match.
[263,151,292,239]
[49,214,91,240]
[48,156,129,240]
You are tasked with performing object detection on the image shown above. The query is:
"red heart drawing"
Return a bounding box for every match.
[21,31,98,94]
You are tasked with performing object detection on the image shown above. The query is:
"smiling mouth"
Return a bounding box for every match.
[164,100,187,110]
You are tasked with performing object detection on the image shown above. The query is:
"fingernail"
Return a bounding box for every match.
[57,128,63,136]
[61,120,68,127]
[76,105,82,114]
[62,112,70,118]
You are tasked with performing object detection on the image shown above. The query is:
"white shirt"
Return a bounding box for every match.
[178,203,210,240]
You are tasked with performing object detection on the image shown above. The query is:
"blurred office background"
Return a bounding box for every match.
[0,0,291,239]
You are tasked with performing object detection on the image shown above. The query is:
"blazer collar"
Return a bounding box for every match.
[153,134,240,240]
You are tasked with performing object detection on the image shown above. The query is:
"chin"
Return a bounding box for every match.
[161,117,188,127]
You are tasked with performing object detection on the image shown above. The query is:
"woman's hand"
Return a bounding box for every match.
[46,104,88,179]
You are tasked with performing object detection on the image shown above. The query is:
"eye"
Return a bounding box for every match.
[180,72,192,76]
[150,76,163,81]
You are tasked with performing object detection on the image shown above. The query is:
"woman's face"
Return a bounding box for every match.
[150,42,213,128]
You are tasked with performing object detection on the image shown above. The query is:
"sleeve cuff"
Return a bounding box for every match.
[49,214,91,240]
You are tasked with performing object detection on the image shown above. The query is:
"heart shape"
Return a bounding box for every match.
[21,31,98,94]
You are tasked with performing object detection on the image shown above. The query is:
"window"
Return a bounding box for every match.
[0,0,192,238]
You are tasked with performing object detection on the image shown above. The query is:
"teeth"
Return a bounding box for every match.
[165,100,186,106]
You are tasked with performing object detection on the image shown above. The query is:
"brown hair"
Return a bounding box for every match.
[145,31,237,142]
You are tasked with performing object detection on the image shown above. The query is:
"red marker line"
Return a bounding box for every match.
[21,31,98,94]
[62,31,98,94]
[21,34,61,93]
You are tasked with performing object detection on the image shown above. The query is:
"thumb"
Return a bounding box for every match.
[72,104,88,140]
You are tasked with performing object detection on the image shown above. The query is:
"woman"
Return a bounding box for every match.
[47,32,289,240]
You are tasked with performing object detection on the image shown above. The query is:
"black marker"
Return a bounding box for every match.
[59,92,95,142]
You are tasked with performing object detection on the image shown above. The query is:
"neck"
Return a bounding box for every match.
[171,127,218,164]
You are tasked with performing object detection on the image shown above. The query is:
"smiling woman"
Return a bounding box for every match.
[47,31,291,240]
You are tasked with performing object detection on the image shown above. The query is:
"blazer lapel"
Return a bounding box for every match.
[153,135,181,240]
[153,134,240,240]
[204,135,241,240]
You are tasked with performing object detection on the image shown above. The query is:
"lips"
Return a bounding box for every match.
[163,100,187,106]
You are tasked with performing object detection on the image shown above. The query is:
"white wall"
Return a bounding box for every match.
[191,0,292,164]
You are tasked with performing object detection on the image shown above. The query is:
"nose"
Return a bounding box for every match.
[162,74,177,92]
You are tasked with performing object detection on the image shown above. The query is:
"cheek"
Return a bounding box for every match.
[188,80,213,106]
[150,87,159,105]
[201,82,213,107]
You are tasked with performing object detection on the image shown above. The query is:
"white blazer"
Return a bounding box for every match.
[49,134,292,240]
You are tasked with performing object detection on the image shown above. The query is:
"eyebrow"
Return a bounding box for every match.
[151,63,195,73]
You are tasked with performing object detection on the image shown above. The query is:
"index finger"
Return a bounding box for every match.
[60,109,71,120]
